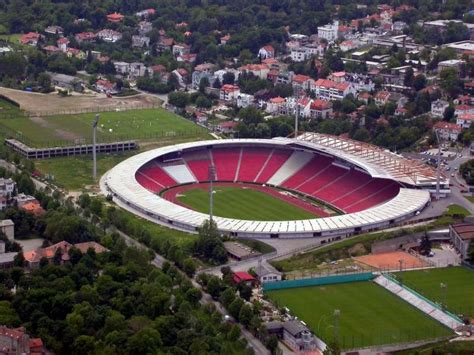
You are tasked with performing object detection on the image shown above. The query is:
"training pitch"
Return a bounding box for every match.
[0,106,208,147]
[266,281,451,349]
[394,266,474,317]
[171,184,321,221]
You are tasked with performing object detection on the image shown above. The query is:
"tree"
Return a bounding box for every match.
[403,67,414,87]
[265,335,279,354]
[199,77,210,93]
[182,258,197,277]
[238,283,252,301]
[413,74,426,91]
[13,252,25,267]
[222,72,235,85]
[219,287,236,308]
[127,327,162,354]
[419,234,432,256]
[37,72,53,93]
[168,92,190,108]
[238,304,253,327]
[439,68,463,98]
[207,276,222,299]
[228,298,244,319]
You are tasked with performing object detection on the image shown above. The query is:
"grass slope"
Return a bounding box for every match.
[0,108,209,147]
[394,267,474,317]
[266,282,452,349]
[177,186,316,221]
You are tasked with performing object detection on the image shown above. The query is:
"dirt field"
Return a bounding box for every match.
[0,87,162,114]
[355,251,428,270]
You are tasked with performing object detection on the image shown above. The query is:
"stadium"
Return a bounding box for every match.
[102,132,444,239]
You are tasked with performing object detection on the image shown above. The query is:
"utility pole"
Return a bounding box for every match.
[435,129,441,200]
[92,114,100,181]
[294,102,299,139]
[208,164,216,223]
[440,282,447,310]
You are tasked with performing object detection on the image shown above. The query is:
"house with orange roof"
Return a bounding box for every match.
[20,201,45,217]
[455,105,474,118]
[0,326,47,354]
[434,121,462,141]
[220,34,230,45]
[258,45,275,59]
[310,99,333,119]
[457,113,474,129]
[266,96,286,115]
[19,32,41,46]
[292,74,314,96]
[24,240,109,268]
[238,63,270,80]
[220,84,240,102]
[107,12,124,23]
[374,90,391,106]
[312,78,354,101]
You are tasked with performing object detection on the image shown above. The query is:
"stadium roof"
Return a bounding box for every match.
[102,138,431,238]
[295,132,441,186]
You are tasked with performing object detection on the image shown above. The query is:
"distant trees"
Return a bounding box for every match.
[193,220,227,265]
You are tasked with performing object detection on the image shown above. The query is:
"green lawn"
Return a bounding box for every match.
[464,195,474,203]
[445,204,470,217]
[0,108,210,147]
[266,282,452,349]
[394,267,474,317]
[176,186,316,221]
[0,33,22,43]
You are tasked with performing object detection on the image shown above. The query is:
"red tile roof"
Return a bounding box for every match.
[107,13,124,22]
[233,271,255,283]
[434,121,462,132]
[293,74,311,84]
[314,78,349,91]
[311,99,331,110]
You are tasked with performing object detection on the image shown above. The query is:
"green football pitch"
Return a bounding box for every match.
[266,282,452,349]
[0,107,209,147]
[176,186,317,221]
[394,266,474,317]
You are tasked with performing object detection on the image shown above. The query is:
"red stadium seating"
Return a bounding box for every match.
[255,149,293,183]
[140,165,177,188]
[237,148,273,182]
[135,172,163,193]
[212,148,242,181]
[135,146,401,213]
[281,155,332,189]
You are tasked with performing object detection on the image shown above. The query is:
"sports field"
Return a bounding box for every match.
[394,266,474,317]
[266,282,452,349]
[0,107,209,147]
[174,185,318,221]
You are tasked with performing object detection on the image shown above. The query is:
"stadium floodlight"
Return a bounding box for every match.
[92,114,100,181]
[208,164,216,222]
[434,129,441,200]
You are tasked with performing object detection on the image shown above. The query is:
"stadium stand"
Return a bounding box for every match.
[237,148,273,182]
[135,171,163,193]
[162,164,196,184]
[267,151,313,186]
[374,275,462,330]
[280,155,332,190]
[212,148,242,181]
[255,149,293,183]
[140,165,177,187]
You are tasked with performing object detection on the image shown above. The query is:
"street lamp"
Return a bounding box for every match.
[434,129,441,200]
[92,114,100,181]
[208,164,216,222]
[440,282,447,310]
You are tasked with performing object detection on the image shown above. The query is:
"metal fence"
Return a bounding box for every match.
[24,103,163,117]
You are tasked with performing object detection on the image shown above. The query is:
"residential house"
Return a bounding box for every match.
[312,79,354,101]
[171,68,188,88]
[67,48,86,59]
[192,63,216,89]
[220,34,230,45]
[267,320,320,352]
[97,29,122,43]
[455,105,474,118]
[172,43,191,57]
[138,21,153,34]
[107,12,124,23]
[266,96,286,115]
[434,121,462,141]
[310,99,333,119]
[236,93,254,108]
[129,62,148,78]
[254,262,282,283]
[75,32,96,43]
[339,40,360,52]
[239,64,270,80]
[292,74,313,96]
[395,107,408,116]
[438,59,466,76]
[57,37,69,52]
[95,79,115,93]
[24,241,109,269]
[0,326,46,354]
[15,193,36,207]
[457,113,474,129]
[0,178,15,198]
[374,90,391,106]
[388,92,408,108]
[454,95,474,106]
[132,35,150,47]
[136,9,156,18]
[113,61,130,75]
[296,97,312,118]
[21,201,45,216]
[44,25,63,36]
[156,37,174,53]
[177,53,197,63]
[50,73,84,92]
[43,45,60,54]
[0,220,14,241]
[358,91,372,104]
[276,71,293,85]
[232,271,256,287]
[431,99,450,118]
[317,20,339,42]
[220,84,240,102]
[217,121,238,134]
[450,223,474,260]
[20,32,41,46]
[258,45,275,59]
